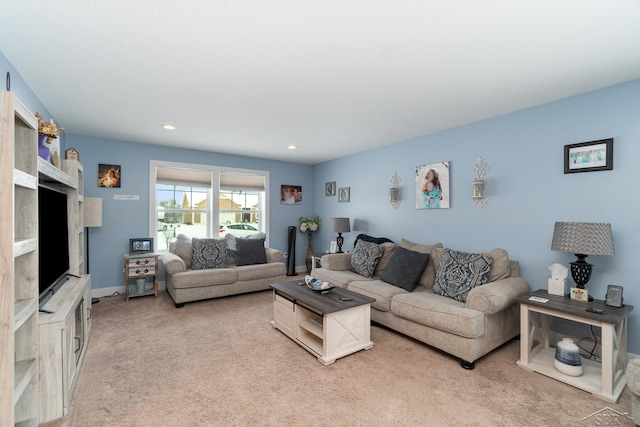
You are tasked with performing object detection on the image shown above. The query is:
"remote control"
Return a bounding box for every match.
[586,307,607,315]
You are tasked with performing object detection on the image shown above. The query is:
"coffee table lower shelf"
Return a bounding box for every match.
[270,284,374,365]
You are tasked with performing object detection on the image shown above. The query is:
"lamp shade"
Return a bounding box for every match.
[330,217,350,233]
[85,197,103,228]
[551,222,614,256]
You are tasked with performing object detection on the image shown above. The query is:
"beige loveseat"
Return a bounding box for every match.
[311,237,529,369]
[160,234,286,307]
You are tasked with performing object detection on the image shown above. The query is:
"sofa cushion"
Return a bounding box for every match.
[350,240,384,278]
[391,292,485,339]
[380,246,430,291]
[170,268,237,289]
[432,249,492,302]
[348,280,407,312]
[399,239,443,289]
[309,267,364,288]
[172,234,193,269]
[191,238,228,270]
[432,247,510,283]
[234,262,286,281]
[236,237,267,266]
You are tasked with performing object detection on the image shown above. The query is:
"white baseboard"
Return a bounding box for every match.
[91,281,166,298]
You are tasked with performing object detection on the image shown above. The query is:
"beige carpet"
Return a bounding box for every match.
[42,289,634,427]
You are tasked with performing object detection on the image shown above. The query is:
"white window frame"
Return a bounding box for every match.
[149,160,270,251]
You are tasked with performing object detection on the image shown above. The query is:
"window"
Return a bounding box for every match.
[150,161,269,251]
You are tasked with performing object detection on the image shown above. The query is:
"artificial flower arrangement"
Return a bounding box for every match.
[298,216,320,233]
[36,112,64,144]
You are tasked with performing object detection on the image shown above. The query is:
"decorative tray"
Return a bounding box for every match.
[305,275,335,292]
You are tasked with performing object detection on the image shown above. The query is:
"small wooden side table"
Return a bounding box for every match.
[516,289,633,402]
[124,253,159,301]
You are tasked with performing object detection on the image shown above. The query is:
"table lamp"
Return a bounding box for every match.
[330,217,350,253]
[551,221,614,300]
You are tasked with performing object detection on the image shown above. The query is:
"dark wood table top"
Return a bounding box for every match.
[517,289,633,324]
[270,280,375,315]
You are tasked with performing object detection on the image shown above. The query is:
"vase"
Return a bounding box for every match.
[38,134,52,161]
[305,233,313,273]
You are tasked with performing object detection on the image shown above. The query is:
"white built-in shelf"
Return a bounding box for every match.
[13,299,37,332]
[13,359,37,405]
[37,158,77,189]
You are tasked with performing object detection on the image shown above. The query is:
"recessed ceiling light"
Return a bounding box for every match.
[288,145,297,150]
[162,124,176,130]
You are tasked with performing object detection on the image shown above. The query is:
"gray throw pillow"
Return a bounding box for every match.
[432,249,492,302]
[350,240,384,278]
[236,237,266,266]
[192,238,227,270]
[380,246,430,291]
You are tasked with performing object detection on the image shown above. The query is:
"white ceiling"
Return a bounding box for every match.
[2,1,640,165]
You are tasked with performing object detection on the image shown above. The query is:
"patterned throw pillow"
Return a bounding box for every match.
[350,240,384,278]
[191,238,227,270]
[432,249,493,302]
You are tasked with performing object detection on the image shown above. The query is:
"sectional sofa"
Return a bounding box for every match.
[311,236,530,369]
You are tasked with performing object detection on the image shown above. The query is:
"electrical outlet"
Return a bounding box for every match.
[284,252,288,258]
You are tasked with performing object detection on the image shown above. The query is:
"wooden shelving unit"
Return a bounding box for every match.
[1,91,40,426]
[1,91,90,426]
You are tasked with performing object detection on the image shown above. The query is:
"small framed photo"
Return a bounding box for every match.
[570,287,588,303]
[129,238,154,254]
[338,187,350,203]
[325,181,336,196]
[330,241,337,253]
[564,138,613,174]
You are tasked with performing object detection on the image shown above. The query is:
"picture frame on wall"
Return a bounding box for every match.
[338,187,350,203]
[564,138,613,174]
[98,163,121,188]
[325,181,336,196]
[280,185,302,204]
[415,162,450,209]
[129,238,154,254]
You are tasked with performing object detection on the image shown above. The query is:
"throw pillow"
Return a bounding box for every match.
[432,247,509,283]
[350,240,384,278]
[191,238,227,270]
[172,234,193,269]
[354,233,394,247]
[236,237,267,266]
[380,246,430,291]
[432,249,493,302]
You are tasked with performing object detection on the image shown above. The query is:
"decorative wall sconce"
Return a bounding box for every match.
[473,157,490,208]
[390,170,401,209]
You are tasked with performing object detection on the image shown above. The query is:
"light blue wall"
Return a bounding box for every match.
[67,135,313,291]
[4,46,638,353]
[312,79,640,354]
[1,51,57,139]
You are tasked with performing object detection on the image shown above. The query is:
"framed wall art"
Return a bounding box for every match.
[415,162,450,209]
[338,187,350,203]
[280,184,302,204]
[564,138,613,174]
[98,163,121,188]
[325,181,336,196]
[129,237,154,254]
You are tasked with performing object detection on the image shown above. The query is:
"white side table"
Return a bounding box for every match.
[124,253,159,301]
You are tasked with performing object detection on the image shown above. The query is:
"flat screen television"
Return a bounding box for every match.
[38,184,71,305]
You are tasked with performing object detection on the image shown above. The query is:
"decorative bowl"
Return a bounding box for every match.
[305,275,335,292]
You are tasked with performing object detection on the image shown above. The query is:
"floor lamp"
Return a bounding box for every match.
[85,197,103,304]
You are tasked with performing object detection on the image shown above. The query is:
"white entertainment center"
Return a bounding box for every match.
[1,91,92,426]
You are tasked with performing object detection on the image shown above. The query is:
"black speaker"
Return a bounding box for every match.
[286,226,296,276]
